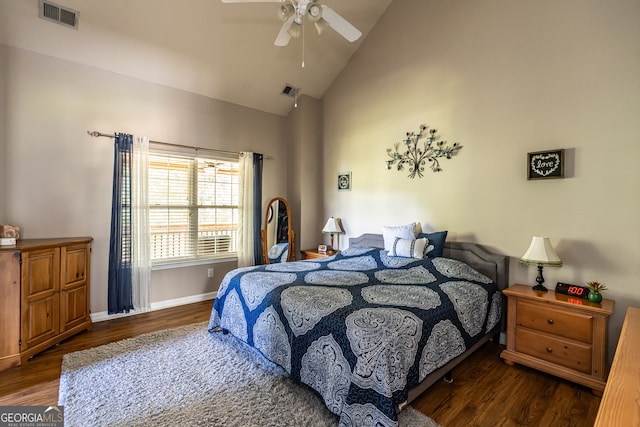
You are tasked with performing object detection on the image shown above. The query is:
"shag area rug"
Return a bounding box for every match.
[59,322,440,427]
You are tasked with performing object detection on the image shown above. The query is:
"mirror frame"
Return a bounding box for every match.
[261,197,296,264]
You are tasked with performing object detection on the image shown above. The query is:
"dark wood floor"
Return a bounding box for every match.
[0,301,601,426]
[413,342,602,426]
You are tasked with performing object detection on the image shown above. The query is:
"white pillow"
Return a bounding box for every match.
[381,222,417,251]
[388,237,428,259]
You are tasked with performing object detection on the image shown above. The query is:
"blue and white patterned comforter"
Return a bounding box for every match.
[208,247,502,427]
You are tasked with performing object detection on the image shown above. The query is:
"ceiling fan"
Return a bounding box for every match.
[221,0,362,47]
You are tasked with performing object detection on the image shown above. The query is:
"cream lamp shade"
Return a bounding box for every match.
[520,236,563,291]
[322,217,344,250]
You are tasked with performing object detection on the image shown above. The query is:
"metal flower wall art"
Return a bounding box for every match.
[385,124,462,179]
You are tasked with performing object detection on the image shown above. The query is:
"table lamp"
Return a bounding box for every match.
[520,236,563,292]
[322,217,344,250]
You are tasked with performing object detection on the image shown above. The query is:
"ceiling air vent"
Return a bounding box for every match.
[281,84,300,98]
[39,0,79,30]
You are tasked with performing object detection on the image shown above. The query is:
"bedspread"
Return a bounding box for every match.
[208,247,502,427]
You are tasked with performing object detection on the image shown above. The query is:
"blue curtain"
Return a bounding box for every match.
[108,133,134,314]
[252,153,263,265]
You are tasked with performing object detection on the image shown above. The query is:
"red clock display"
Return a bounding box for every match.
[555,282,589,299]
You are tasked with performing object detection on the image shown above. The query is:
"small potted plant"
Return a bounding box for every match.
[586,281,607,303]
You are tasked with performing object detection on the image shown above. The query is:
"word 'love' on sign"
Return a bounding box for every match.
[527,149,565,180]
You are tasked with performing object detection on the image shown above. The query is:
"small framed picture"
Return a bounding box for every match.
[337,172,352,191]
[527,149,565,180]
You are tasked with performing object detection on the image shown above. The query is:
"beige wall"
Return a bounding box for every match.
[0,45,6,219]
[287,95,324,256]
[0,44,288,315]
[321,0,640,356]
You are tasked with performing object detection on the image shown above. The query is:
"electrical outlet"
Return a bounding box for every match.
[207,268,214,278]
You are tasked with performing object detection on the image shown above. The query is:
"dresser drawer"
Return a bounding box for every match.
[515,327,592,374]
[516,301,593,343]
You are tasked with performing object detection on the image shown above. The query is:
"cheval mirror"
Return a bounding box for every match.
[262,197,296,263]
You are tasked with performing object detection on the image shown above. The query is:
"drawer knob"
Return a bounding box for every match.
[547,319,554,325]
[546,347,553,353]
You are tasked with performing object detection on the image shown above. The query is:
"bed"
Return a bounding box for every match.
[208,233,509,427]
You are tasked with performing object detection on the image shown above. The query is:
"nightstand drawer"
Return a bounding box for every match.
[516,327,592,374]
[516,301,593,343]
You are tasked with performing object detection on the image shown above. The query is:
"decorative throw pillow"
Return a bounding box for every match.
[417,230,448,257]
[381,222,417,251]
[388,237,428,259]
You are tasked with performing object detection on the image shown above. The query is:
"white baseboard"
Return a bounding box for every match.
[90,292,216,323]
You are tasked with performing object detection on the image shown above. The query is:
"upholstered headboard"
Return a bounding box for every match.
[348,233,509,291]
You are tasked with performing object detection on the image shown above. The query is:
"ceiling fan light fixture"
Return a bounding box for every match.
[278,3,295,22]
[220,0,362,46]
[307,3,323,22]
[314,18,328,35]
[287,21,301,38]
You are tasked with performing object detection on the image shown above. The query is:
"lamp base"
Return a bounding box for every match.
[533,265,547,292]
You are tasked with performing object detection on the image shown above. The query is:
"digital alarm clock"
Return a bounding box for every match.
[555,282,590,299]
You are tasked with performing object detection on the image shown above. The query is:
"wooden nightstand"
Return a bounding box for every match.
[300,248,340,260]
[500,284,614,394]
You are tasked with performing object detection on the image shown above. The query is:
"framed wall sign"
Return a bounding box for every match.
[527,149,565,180]
[338,172,352,191]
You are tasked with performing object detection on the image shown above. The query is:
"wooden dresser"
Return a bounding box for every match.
[594,307,640,426]
[0,237,92,371]
[500,284,614,394]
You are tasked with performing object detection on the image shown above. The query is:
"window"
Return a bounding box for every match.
[148,151,239,265]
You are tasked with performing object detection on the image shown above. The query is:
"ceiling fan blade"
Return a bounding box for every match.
[320,5,362,42]
[274,15,295,46]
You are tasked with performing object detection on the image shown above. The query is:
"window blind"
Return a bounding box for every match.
[148,152,239,264]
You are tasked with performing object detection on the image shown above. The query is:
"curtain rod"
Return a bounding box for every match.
[87,130,245,158]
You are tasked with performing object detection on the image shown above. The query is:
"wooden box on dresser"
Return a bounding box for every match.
[500,284,614,394]
[0,237,92,372]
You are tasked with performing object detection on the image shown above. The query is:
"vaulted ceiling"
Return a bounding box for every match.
[0,0,393,116]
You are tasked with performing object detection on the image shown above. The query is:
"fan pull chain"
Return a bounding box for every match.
[301,19,305,69]
[295,19,304,108]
